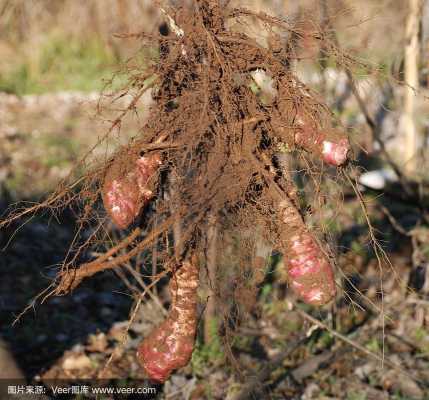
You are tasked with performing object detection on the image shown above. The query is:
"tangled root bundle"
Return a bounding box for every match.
[111,0,347,379]
[4,0,357,383]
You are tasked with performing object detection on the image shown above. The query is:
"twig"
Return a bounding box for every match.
[387,332,429,360]
[160,7,184,37]
[345,69,414,197]
[296,307,425,386]
[233,336,309,400]
[291,349,337,382]
[378,204,410,236]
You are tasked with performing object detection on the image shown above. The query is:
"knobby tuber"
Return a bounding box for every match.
[272,75,351,166]
[102,153,162,229]
[137,257,199,382]
[278,198,336,306]
[294,117,350,167]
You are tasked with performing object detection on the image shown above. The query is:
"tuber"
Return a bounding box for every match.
[279,198,336,306]
[294,120,350,167]
[137,257,199,382]
[102,153,162,229]
[272,75,350,166]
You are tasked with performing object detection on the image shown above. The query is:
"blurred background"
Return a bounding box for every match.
[0,1,428,399]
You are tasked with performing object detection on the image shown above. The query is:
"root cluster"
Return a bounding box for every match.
[3,0,356,382]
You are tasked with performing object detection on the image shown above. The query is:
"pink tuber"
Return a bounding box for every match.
[279,199,336,306]
[137,257,199,382]
[102,153,162,229]
[294,114,350,166]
